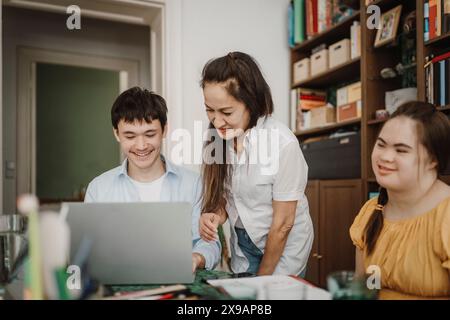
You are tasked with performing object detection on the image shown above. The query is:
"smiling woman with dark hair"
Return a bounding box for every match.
[198,52,313,276]
[350,101,450,299]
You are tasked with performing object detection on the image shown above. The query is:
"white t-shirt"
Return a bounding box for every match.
[130,173,166,202]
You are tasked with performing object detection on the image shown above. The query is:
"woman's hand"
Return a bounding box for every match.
[199,213,220,242]
[192,253,206,273]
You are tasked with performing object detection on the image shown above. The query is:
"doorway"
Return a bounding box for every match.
[35,63,121,203]
[17,47,139,204]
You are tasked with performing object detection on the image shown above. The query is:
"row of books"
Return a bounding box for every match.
[290,88,327,131]
[424,0,450,42]
[425,51,450,106]
[288,0,355,46]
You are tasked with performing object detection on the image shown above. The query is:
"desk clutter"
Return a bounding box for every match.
[2,194,378,300]
[207,275,331,300]
[9,194,82,300]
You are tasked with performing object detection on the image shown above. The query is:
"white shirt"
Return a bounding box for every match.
[130,173,166,202]
[226,116,314,275]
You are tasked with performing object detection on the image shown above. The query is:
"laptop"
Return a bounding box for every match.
[63,202,195,285]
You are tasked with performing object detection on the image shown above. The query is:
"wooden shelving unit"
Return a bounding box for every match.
[292,11,360,53]
[437,105,450,112]
[291,0,449,288]
[292,58,360,88]
[291,0,449,198]
[295,118,361,137]
[290,3,363,287]
[424,32,450,46]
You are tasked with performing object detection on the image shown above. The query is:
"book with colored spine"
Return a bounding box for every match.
[294,0,306,44]
[424,1,430,42]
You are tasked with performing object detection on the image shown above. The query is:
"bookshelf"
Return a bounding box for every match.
[424,32,450,46]
[292,11,361,53]
[295,118,360,138]
[292,58,360,88]
[290,0,449,287]
[437,105,450,112]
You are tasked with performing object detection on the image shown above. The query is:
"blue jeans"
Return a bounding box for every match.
[235,227,263,274]
[235,227,307,278]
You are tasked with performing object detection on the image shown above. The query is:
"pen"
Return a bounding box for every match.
[157,293,174,300]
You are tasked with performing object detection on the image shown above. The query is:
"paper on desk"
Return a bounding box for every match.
[208,275,331,300]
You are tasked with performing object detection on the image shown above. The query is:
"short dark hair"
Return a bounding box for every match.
[200,52,273,129]
[111,86,168,130]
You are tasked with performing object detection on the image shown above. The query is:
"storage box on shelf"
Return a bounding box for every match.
[329,38,351,68]
[293,58,311,84]
[310,105,336,128]
[311,49,329,77]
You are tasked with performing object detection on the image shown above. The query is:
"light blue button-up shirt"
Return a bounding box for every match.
[84,156,221,270]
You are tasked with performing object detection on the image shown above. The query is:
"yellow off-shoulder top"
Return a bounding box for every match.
[349,196,450,299]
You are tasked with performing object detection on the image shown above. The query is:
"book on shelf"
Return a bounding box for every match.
[291,0,355,44]
[288,2,295,47]
[424,2,430,42]
[350,20,361,59]
[291,88,327,132]
[317,0,327,33]
[425,0,450,41]
[444,0,450,33]
[306,0,318,39]
[293,0,306,45]
[425,51,450,106]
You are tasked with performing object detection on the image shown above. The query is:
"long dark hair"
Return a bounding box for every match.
[364,101,450,255]
[200,52,273,213]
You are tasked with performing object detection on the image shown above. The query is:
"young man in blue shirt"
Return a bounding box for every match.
[85,87,220,272]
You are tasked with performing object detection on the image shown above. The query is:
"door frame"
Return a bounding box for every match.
[17,47,139,195]
[1,0,182,210]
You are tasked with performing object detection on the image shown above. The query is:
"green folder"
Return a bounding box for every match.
[294,0,305,44]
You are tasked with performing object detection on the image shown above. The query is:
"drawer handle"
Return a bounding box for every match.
[333,45,342,51]
[312,253,323,259]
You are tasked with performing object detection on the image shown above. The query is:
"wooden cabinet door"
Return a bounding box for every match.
[318,179,363,287]
[304,180,320,286]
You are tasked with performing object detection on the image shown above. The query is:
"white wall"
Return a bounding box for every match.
[166,0,291,170]
[0,3,3,213]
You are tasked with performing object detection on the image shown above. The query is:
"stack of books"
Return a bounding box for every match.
[288,0,354,47]
[290,88,327,131]
[425,51,450,106]
[424,0,450,42]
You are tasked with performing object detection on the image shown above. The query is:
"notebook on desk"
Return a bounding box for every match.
[63,202,195,285]
[208,275,331,300]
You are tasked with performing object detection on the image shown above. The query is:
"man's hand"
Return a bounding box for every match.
[192,253,206,273]
[199,213,220,242]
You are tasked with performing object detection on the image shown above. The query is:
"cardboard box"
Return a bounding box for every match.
[337,86,348,107]
[310,105,336,127]
[329,38,351,69]
[337,100,362,122]
[347,81,362,103]
[310,49,329,77]
[293,58,310,84]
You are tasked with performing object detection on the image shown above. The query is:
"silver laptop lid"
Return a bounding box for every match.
[64,202,194,285]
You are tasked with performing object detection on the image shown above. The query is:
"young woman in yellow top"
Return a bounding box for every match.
[350,101,450,299]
